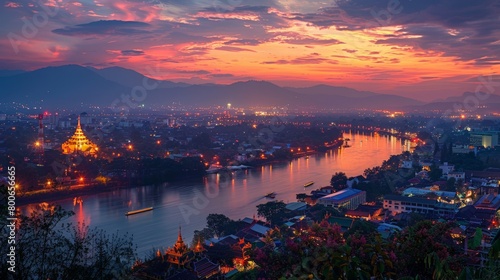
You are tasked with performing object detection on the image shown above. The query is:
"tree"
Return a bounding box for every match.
[394,220,467,279]
[445,177,456,192]
[429,164,443,181]
[308,203,342,222]
[330,172,347,189]
[0,203,137,280]
[206,213,231,238]
[256,201,287,225]
[344,219,377,239]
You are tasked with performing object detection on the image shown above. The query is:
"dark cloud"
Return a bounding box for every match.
[210,73,234,78]
[171,69,211,75]
[215,46,255,52]
[165,32,216,44]
[52,20,151,36]
[292,0,500,65]
[201,5,270,13]
[121,50,145,56]
[342,49,357,53]
[271,32,344,45]
[224,39,261,45]
[262,55,337,65]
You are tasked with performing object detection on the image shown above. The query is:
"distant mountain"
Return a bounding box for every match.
[0,64,425,110]
[0,69,26,77]
[89,66,190,89]
[440,92,500,103]
[410,92,500,111]
[285,84,377,98]
[146,80,302,107]
[0,65,127,108]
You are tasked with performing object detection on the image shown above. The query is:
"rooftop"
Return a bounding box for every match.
[402,187,457,199]
[285,202,307,211]
[383,194,437,206]
[319,188,364,202]
[474,194,500,210]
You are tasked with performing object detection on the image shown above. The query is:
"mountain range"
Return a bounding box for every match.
[0,65,498,112]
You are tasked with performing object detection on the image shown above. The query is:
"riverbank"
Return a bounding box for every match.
[18,143,344,206]
[17,183,120,206]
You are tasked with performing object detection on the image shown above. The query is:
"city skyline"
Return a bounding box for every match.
[1,0,499,101]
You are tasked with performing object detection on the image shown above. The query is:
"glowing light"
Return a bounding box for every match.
[79,177,84,182]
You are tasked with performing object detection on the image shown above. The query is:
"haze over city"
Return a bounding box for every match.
[1,1,500,280]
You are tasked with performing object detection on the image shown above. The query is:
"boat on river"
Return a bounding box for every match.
[125,207,153,216]
[304,181,314,188]
[265,192,276,199]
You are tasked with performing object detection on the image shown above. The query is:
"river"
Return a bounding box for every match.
[22,131,410,257]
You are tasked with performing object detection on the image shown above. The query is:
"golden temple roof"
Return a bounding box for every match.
[61,116,98,155]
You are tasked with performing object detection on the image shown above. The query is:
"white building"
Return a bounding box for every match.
[447,172,465,181]
[318,188,366,210]
[439,162,455,175]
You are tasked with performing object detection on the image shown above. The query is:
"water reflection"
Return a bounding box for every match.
[21,132,407,257]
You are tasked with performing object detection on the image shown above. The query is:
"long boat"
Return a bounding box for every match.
[125,207,153,216]
[265,192,276,199]
[303,181,314,188]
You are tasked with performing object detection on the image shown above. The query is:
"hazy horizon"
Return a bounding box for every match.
[1,0,499,102]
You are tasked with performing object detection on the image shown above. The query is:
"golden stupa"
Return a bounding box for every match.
[61,116,98,155]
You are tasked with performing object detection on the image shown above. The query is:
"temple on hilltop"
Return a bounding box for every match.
[61,116,98,156]
[165,227,195,267]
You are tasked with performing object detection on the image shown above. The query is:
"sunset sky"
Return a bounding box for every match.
[1,0,499,101]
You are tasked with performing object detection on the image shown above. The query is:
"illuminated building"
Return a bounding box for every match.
[318,188,366,210]
[61,116,98,156]
[165,227,194,267]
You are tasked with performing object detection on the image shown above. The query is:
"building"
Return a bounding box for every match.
[402,187,458,203]
[318,188,366,210]
[474,194,500,212]
[345,204,383,220]
[447,172,465,181]
[165,228,194,267]
[61,116,98,156]
[473,194,500,228]
[383,194,459,217]
[439,162,455,175]
[470,132,499,148]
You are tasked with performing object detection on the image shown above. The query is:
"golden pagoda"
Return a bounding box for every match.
[61,116,98,156]
[165,227,194,267]
[192,237,206,254]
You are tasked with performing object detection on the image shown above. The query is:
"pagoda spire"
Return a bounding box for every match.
[77,115,81,129]
[177,225,182,242]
